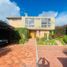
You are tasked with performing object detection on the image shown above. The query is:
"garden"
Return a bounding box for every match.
[37,35,67,45]
[36,29,67,45]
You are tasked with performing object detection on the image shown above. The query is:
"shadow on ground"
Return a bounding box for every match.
[0,21,21,57]
[63,48,67,55]
[37,57,50,67]
[0,47,11,57]
[57,57,67,67]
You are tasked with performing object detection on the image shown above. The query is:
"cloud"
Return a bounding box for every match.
[38,11,58,17]
[0,0,20,20]
[38,11,67,26]
[56,12,67,26]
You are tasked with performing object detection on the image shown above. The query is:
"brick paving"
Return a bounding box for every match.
[0,39,36,67]
[0,39,67,67]
[37,45,67,67]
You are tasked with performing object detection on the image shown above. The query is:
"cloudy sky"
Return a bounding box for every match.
[0,0,67,26]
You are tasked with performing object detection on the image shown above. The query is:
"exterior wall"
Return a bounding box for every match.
[7,16,55,30]
[34,18,41,29]
[22,17,25,27]
[24,17,55,30]
[7,17,26,28]
[36,30,49,39]
[50,17,55,30]
[7,19,23,28]
[29,30,49,39]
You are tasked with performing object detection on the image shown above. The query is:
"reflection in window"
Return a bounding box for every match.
[41,18,51,27]
[25,18,34,27]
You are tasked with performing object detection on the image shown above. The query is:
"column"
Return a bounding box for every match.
[47,32,49,40]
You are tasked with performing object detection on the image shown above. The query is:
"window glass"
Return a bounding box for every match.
[25,18,34,27]
[41,18,51,28]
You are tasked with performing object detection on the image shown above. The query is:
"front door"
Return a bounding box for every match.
[29,30,36,38]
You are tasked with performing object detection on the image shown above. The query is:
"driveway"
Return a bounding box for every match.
[0,39,36,67]
[37,45,67,67]
[0,39,67,67]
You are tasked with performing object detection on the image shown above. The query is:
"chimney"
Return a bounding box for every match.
[24,12,28,17]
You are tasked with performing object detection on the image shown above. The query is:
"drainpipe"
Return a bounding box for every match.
[24,12,28,17]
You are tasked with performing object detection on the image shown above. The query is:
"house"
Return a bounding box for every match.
[7,16,55,39]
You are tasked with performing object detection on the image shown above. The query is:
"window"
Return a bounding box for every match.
[47,22,51,27]
[41,18,51,28]
[41,21,47,27]
[25,18,34,27]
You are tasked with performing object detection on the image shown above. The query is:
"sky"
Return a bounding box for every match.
[0,0,67,26]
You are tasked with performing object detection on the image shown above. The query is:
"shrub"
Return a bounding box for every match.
[50,33,64,39]
[14,28,29,44]
[63,35,67,44]
[36,37,56,45]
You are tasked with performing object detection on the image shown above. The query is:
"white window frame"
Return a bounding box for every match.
[41,18,51,28]
[25,18,34,27]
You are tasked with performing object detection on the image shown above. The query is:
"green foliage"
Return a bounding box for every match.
[36,37,56,45]
[47,39,56,45]
[55,36,65,45]
[60,38,65,45]
[37,37,45,45]
[14,28,29,44]
[63,35,67,44]
[55,26,65,35]
[50,30,55,35]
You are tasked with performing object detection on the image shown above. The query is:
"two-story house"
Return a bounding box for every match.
[7,16,55,39]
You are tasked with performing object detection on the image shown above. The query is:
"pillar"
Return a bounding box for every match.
[47,33,49,40]
[36,30,40,38]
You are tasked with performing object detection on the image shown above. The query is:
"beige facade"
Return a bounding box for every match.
[7,16,55,39]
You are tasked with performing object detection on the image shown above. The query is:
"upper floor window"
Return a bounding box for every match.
[41,18,51,28]
[25,18,34,27]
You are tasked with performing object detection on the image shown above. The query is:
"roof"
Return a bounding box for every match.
[0,20,14,29]
[7,17,22,19]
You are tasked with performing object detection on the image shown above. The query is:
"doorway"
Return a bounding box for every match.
[29,30,36,38]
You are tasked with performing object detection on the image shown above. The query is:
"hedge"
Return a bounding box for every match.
[14,28,29,44]
[63,35,67,44]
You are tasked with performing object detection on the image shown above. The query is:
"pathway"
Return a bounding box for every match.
[0,39,36,67]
